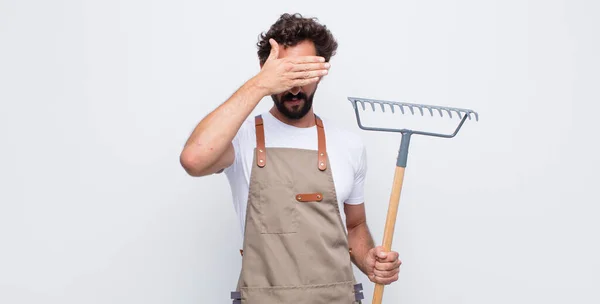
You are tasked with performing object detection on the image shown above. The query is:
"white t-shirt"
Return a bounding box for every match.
[223,111,367,236]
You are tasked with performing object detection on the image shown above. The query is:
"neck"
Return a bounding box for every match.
[269,107,316,128]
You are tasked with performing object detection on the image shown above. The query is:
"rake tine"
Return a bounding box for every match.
[349,96,480,122]
[425,106,434,116]
[468,112,477,120]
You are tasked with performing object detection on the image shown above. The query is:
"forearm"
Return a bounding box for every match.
[180,76,267,174]
[348,220,376,275]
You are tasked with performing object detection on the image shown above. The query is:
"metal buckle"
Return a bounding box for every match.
[230,291,241,303]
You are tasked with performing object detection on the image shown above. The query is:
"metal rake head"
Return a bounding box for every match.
[348,96,479,139]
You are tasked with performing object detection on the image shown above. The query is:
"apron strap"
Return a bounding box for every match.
[255,115,266,168]
[255,114,327,171]
[315,115,327,171]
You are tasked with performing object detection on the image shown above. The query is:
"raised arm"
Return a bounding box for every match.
[179,76,264,177]
[179,39,329,176]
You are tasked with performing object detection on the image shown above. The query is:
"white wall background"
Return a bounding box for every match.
[1,0,599,303]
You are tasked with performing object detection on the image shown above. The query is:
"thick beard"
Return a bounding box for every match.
[271,91,314,120]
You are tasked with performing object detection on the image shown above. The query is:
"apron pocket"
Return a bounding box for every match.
[257,180,298,234]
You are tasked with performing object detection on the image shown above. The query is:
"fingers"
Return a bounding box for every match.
[291,76,321,87]
[371,273,399,285]
[267,38,279,61]
[373,246,400,263]
[290,69,328,80]
[377,250,399,263]
[285,66,328,87]
[291,56,326,64]
[375,246,386,259]
[375,258,401,271]
[374,268,399,279]
[370,248,401,285]
[289,62,330,72]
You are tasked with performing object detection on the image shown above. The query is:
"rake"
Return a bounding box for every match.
[347,96,479,304]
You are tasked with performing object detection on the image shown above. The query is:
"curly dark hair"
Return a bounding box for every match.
[257,13,338,65]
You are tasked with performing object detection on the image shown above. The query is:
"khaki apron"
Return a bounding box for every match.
[230,114,364,304]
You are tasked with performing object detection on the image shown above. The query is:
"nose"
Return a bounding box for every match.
[289,87,301,95]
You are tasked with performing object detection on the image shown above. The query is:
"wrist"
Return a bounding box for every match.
[351,247,372,276]
[247,74,271,98]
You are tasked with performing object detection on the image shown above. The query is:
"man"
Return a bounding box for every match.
[180,13,401,303]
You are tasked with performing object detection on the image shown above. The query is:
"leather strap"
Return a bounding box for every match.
[255,114,327,170]
[255,115,266,168]
[295,192,324,202]
[315,116,327,171]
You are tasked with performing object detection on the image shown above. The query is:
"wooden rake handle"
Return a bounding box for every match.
[372,132,411,304]
[372,166,405,304]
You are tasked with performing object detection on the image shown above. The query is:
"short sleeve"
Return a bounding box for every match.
[344,142,367,205]
[222,133,240,176]
[223,119,251,176]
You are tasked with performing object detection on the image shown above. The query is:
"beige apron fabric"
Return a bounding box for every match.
[231,114,363,304]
